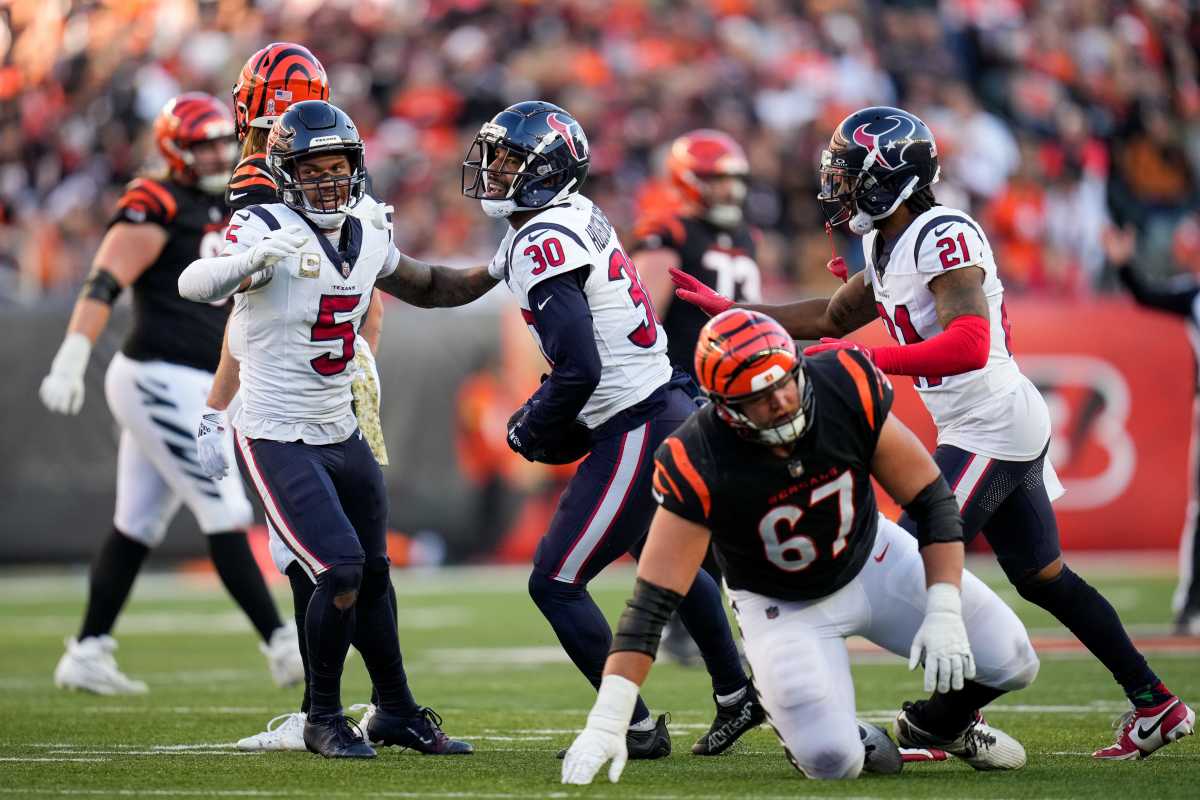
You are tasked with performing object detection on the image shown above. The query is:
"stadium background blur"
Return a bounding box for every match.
[2,0,1200,569]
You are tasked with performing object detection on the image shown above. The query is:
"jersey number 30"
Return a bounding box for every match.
[608,249,658,348]
[310,293,362,376]
[758,472,854,572]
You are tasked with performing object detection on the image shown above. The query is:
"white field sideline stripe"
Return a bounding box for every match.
[0,758,109,763]
[0,790,933,800]
[553,423,648,583]
[235,431,325,575]
[952,453,992,509]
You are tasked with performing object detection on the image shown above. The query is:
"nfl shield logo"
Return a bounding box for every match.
[341,261,351,279]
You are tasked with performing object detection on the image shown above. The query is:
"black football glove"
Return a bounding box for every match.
[507,403,591,465]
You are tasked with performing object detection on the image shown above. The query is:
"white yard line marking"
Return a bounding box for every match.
[0,791,955,800]
[0,757,110,763]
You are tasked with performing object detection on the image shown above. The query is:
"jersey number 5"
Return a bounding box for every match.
[758,472,854,572]
[310,293,362,376]
[608,249,658,348]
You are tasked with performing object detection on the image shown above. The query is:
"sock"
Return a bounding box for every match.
[716,686,748,706]
[305,564,360,719]
[285,563,315,715]
[365,581,401,709]
[917,681,1006,737]
[206,531,284,642]
[79,529,151,640]
[674,568,749,696]
[528,571,651,724]
[628,715,655,732]
[352,562,418,716]
[1015,566,1159,701]
[1128,681,1175,708]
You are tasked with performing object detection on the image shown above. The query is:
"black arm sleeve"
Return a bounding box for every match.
[1117,264,1199,317]
[523,270,602,436]
[903,476,963,548]
[610,577,686,659]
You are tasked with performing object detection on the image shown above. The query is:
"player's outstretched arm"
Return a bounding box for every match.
[561,509,711,785]
[374,252,498,308]
[1106,227,1199,316]
[40,223,167,415]
[871,412,974,693]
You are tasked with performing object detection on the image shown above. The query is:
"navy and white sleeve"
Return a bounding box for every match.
[522,269,601,436]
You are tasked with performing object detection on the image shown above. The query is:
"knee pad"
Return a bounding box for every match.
[528,570,582,608]
[321,562,364,601]
[357,556,391,601]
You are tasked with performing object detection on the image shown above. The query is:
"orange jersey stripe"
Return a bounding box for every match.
[130,179,177,220]
[837,350,875,431]
[665,437,711,518]
[652,461,684,503]
[228,172,276,191]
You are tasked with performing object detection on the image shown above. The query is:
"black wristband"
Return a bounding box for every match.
[903,476,963,548]
[610,577,685,659]
[80,268,123,306]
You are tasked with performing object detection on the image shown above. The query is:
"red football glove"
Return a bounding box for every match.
[803,337,874,360]
[670,267,732,317]
[827,256,849,283]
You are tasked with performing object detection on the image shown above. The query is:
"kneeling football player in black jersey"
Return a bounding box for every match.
[563,309,1040,783]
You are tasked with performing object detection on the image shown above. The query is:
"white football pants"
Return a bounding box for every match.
[728,516,1039,780]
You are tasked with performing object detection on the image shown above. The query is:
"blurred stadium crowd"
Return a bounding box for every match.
[1,0,1199,304]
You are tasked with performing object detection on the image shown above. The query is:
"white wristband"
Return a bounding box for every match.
[925,582,962,615]
[586,674,640,735]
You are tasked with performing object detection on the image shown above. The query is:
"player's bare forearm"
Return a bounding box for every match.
[65,299,113,343]
[920,542,964,590]
[746,272,877,339]
[375,255,498,308]
[602,650,654,687]
[207,324,240,411]
[929,266,988,328]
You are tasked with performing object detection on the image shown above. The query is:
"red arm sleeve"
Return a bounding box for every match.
[870,314,990,378]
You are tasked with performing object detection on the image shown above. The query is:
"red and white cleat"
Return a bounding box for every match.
[1093,696,1195,760]
[901,747,949,763]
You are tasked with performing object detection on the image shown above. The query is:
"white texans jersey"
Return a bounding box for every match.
[224,199,399,444]
[488,194,672,428]
[862,206,1050,461]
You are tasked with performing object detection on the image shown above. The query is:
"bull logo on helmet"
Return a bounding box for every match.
[851,115,916,172]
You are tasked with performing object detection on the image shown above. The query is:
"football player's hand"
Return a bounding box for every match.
[39,332,92,415]
[803,337,873,360]
[196,407,230,479]
[506,403,544,462]
[670,267,732,317]
[363,202,394,233]
[909,583,975,693]
[248,225,307,271]
[827,256,849,283]
[561,674,639,785]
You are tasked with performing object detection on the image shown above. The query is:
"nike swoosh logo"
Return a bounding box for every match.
[229,191,248,201]
[650,488,664,504]
[873,542,890,562]
[526,230,548,241]
[1136,701,1180,739]
[405,727,434,746]
[933,224,953,237]
[537,296,552,311]
[235,211,250,221]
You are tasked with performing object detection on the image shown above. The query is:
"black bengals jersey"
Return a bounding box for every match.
[634,214,761,380]
[110,177,231,372]
[652,349,894,601]
[225,152,278,210]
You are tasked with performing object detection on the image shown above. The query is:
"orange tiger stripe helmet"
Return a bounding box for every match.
[153,92,237,192]
[666,129,748,227]
[233,42,330,141]
[695,309,812,446]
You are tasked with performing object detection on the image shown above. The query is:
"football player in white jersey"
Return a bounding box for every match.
[370,101,762,758]
[178,100,471,759]
[671,106,1195,761]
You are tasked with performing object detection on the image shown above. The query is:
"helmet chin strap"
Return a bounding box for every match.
[480,177,579,219]
[848,175,920,235]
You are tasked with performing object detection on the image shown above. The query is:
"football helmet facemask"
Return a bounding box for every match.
[818,106,939,235]
[266,100,367,229]
[462,101,590,218]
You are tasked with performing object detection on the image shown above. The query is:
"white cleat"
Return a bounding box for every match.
[894,703,1025,771]
[350,703,377,742]
[260,623,304,688]
[54,636,148,695]
[236,712,308,752]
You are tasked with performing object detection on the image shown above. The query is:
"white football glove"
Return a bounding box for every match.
[196,406,230,480]
[909,582,976,693]
[361,201,394,233]
[39,332,92,415]
[247,225,307,271]
[561,674,638,785]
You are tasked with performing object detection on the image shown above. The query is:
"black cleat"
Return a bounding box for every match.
[859,720,903,774]
[557,713,672,760]
[304,714,376,759]
[366,706,473,755]
[692,689,766,755]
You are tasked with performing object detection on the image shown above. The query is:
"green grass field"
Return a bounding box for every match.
[1,558,1197,799]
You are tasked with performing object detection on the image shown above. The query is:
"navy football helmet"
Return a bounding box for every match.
[266,100,367,228]
[462,101,590,218]
[818,106,939,235]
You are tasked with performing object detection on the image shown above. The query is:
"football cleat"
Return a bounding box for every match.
[894,702,1025,771]
[859,721,903,774]
[236,712,307,751]
[54,636,148,695]
[1174,609,1200,638]
[349,702,376,738]
[303,714,376,759]
[692,688,766,755]
[1092,696,1195,760]
[900,746,949,763]
[365,706,474,755]
[558,713,672,760]
[260,623,304,688]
